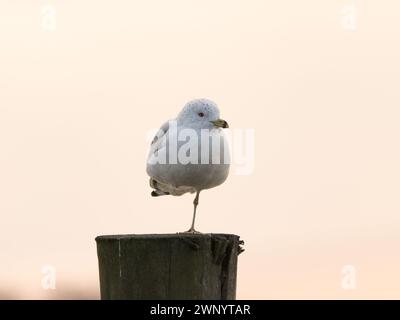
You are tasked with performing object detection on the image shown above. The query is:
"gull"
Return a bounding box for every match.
[146,99,230,233]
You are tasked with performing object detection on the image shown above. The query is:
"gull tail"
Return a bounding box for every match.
[149,178,170,197]
[151,190,169,197]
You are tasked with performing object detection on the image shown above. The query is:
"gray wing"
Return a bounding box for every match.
[146,120,170,176]
[149,121,169,153]
[147,120,171,196]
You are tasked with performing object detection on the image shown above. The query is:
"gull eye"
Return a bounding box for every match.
[198,112,205,117]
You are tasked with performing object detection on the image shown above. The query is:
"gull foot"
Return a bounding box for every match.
[180,228,202,234]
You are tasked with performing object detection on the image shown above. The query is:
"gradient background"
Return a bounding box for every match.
[1,0,400,299]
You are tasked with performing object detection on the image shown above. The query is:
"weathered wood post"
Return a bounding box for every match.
[96,233,243,300]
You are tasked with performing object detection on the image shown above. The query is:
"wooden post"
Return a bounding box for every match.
[95,233,243,300]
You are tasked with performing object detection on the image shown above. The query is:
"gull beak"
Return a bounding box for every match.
[210,119,229,129]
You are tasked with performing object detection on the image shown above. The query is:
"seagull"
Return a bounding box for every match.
[146,99,230,233]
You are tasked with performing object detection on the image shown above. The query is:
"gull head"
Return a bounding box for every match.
[177,99,229,130]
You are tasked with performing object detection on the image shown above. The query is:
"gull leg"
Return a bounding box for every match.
[185,191,201,233]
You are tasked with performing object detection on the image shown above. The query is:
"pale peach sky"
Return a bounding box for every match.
[1,0,400,299]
